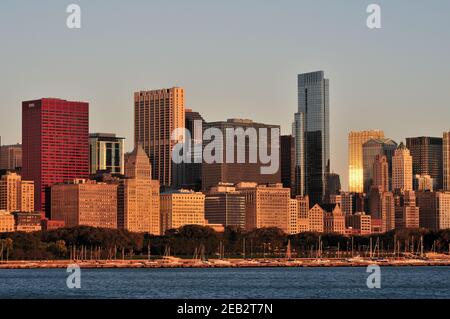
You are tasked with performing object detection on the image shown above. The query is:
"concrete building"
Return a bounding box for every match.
[444,132,450,191]
[22,98,89,214]
[0,143,22,170]
[0,172,34,212]
[362,138,397,193]
[394,190,420,229]
[323,204,346,235]
[201,119,281,190]
[0,210,15,233]
[406,136,443,190]
[416,191,450,231]
[372,155,389,192]
[236,183,290,233]
[205,184,245,229]
[280,135,295,194]
[51,179,118,229]
[89,133,125,175]
[134,88,185,188]
[118,144,160,234]
[329,193,353,215]
[345,212,372,235]
[392,143,413,192]
[308,204,325,233]
[296,196,310,233]
[160,189,206,232]
[348,130,385,193]
[289,199,299,234]
[174,109,205,191]
[414,174,434,192]
[369,187,395,232]
[13,212,41,232]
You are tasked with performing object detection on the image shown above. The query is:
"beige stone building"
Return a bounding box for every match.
[323,204,346,235]
[118,144,160,234]
[369,187,395,232]
[236,183,290,233]
[289,199,298,234]
[392,143,413,192]
[348,130,385,193]
[134,87,185,188]
[51,179,118,229]
[160,189,206,232]
[0,210,15,232]
[308,204,324,233]
[0,172,34,212]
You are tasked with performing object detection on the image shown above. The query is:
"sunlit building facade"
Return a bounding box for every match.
[348,130,384,193]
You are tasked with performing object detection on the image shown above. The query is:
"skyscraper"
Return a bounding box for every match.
[0,172,34,212]
[406,136,443,190]
[89,133,125,175]
[174,109,204,191]
[392,143,413,192]
[362,138,397,194]
[348,130,385,193]
[134,88,185,189]
[0,143,22,171]
[118,144,160,235]
[294,71,330,206]
[372,155,389,192]
[22,98,89,214]
[280,135,295,193]
[201,119,281,190]
[443,132,450,191]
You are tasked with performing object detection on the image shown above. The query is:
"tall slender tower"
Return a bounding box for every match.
[294,71,330,206]
[134,88,185,189]
[22,98,89,214]
[373,155,389,192]
[443,131,450,191]
[348,130,385,193]
[392,142,413,192]
[118,144,160,235]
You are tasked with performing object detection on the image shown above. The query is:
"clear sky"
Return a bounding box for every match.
[1,0,449,190]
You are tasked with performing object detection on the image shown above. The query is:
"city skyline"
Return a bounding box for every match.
[1,1,450,191]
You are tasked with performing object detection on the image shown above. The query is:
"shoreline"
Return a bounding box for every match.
[1,257,450,269]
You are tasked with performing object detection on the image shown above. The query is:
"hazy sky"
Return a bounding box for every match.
[1,0,449,189]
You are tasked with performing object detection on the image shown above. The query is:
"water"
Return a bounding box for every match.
[0,267,449,299]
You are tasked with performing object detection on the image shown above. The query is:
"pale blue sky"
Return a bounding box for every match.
[1,0,449,189]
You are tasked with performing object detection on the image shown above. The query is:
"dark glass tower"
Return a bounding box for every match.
[294,71,330,206]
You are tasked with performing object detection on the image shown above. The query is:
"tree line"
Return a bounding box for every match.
[1,225,450,261]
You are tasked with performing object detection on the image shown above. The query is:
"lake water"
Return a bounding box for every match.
[0,267,449,299]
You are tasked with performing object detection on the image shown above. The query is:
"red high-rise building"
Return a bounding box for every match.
[22,98,89,215]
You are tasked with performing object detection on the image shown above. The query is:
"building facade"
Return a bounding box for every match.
[372,155,389,193]
[369,187,395,232]
[89,133,125,175]
[201,119,281,190]
[51,179,118,229]
[118,144,160,234]
[0,210,15,233]
[362,138,397,193]
[0,143,22,171]
[13,212,41,232]
[294,71,330,206]
[22,98,89,214]
[323,204,346,234]
[348,130,385,193]
[308,204,325,233]
[236,182,290,233]
[392,143,413,192]
[345,212,372,235]
[444,132,450,191]
[416,191,450,231]
[406,136,443,190]
[0,172,34,213]
[205,184,245,230]
[160,189,206,232]
[134,88,185,188]
[280,135,295,193]
[394,190,420,229]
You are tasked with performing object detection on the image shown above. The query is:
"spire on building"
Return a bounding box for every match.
[125,143,152,180]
